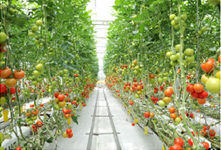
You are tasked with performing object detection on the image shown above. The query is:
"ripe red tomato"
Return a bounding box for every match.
[67,109,72,113]
[54,92,59,98]
[68,132,73,138]
[189,113,194,118]
[191,131,198,136]
[144,112,150,118]
[188,138,193,146]
[32,109,39,115]
[10,87,16,94]
[186,84,194,93]
[219,54,221,64]
[174,137,184,147]
[131,123,135,126]
[201,142,209,150]
[164,88,173,97]
[203,125,210,130]
[209,129,216,136]
[169,107,176,113]
[65,93,69,96]
[170,113,177,119]
[197,98,206,104]
[64,114,70,118]
[194,83,204,93]
[191,91,199,98]
[36,120,43,127]
[40,104,44,107]
[58,94,65,101]
[66,128,72,134]
[169,144,182,150]
[32,124,38,132]
[71,101,76,105]
[199,91,208,98]
[15,147,22,150]
[0,67,12,79]
[201,61,214,73]
[0,84,7,93]
[13,70,25,79]
[129,101,134,105]
[63,108,68,114]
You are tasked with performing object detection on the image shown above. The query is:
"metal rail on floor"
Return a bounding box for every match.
[86,89,99,150]
[86,88,122,150]
[103,89,122,150]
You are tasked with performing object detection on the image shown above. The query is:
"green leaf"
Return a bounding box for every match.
[134,14,142,21]
[148,6,155,11]
[139,23,145,33]
[141,9,149,18]
[71,115,79,125]
[46,137,53,143]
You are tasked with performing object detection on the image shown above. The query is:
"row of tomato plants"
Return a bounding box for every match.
[104,0,220,149]
[0,0,98,149]
[105,55,220,149]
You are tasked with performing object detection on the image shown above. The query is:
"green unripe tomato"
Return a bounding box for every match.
[163,77,168,81]
[184,48,194,56]
[36,20,43,26]
[158,77,163,83]
[32,81,37,85]
[28,31,35,38]
[170,55,177,61]
[0,107,3,112]
[186,56,194,62]
[133,70,138,74]
[174,17,180,23]
[158,100,166,107]
[174,25,180,30]
[32,25,38,32]
[181,14,187,20]
[135,94,140,98]
[67,104,72,108]
[170,61,178,66]
[35,40,40,44]
[33,70,40,78]
[171,20,176,26]
[169,14,176,20]
[175,117,181,123]
[36,64,44,71]
[201,26,207,32]
[166,51,174,57]
[0,97,6,105]
[39,43,44,47]
[175,44,184,51]
[0,32,7,43]
[59,70,63,76]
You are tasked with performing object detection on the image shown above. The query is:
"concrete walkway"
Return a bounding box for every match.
[44,87,163,150]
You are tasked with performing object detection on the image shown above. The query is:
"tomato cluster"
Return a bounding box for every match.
[186,83,209,105]
[32,120,43,132]
[201,56,220,94]
[63,128,73,138]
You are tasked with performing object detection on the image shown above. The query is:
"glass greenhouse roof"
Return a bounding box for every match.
[87,0,115,80]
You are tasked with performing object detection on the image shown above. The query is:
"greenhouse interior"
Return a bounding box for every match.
[0,0,220,150]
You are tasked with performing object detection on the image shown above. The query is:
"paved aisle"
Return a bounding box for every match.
[44,87,163,150]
